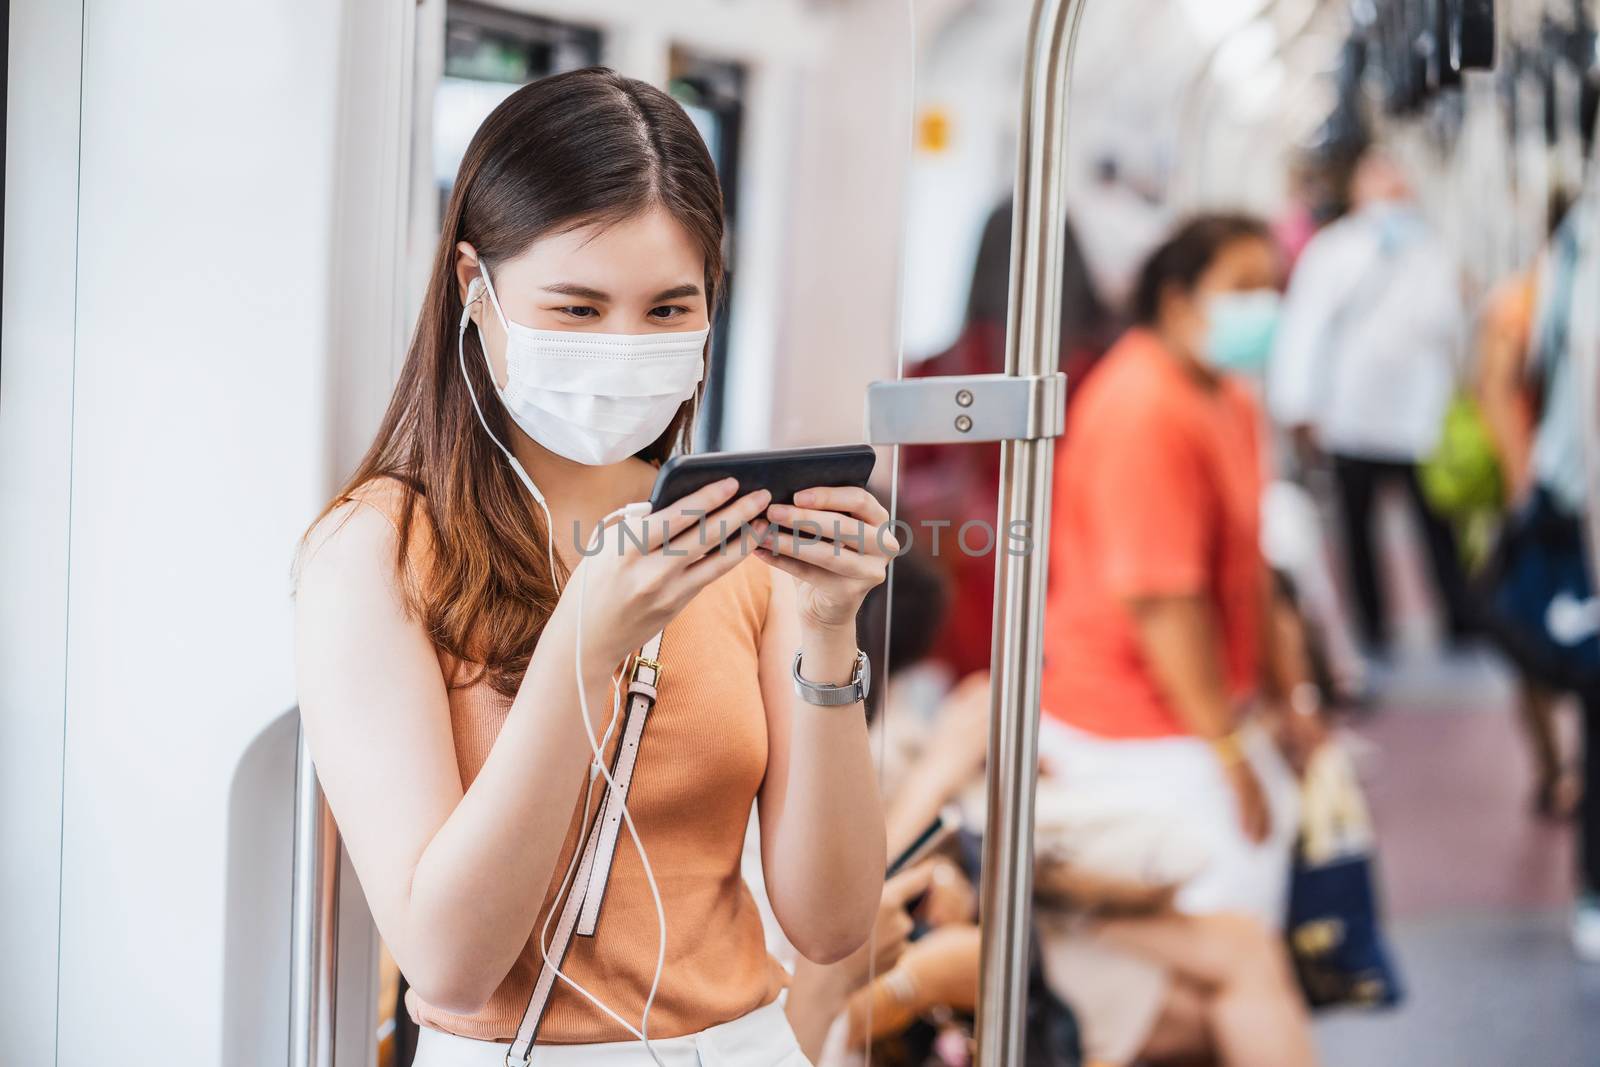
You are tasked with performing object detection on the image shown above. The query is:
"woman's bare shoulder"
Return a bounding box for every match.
[293,475,427,603]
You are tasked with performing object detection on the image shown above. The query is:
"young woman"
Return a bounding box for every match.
[293,68,889,1065]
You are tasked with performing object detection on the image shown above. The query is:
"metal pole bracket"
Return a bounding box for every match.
[864,372,1067,446]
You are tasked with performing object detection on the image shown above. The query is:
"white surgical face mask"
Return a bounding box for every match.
[474,263,707,467]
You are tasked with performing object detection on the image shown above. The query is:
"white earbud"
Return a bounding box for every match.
[456,284,559,588]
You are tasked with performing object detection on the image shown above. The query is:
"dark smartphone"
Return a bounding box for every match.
[887,806,961,880]
[887,807,962,917]
[647,443,877,514]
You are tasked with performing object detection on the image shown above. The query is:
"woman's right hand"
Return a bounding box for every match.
[569,477,772,667]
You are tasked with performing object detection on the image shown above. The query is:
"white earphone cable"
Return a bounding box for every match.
[459,282,664,1054]
[541,507,668,1065]
[459,278,563,594]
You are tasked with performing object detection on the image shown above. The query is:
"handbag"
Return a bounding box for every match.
[1285,744,1404,1010]
[1420,392,1505,569]
[1476,488,1600,692]
[1420,392,1504,519]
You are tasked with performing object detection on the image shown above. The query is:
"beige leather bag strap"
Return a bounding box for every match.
[505,631,665,1065]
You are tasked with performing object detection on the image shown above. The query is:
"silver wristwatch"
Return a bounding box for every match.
[792,649,872,707]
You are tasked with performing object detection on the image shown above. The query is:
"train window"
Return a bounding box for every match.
[431,3,603,216]
[667,49,746,453]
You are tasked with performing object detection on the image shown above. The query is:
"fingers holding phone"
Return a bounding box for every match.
[620,476,768,557]
[757,485,901,631]
[572,477,770,665]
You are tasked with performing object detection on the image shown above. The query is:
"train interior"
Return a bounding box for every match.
[6,0,1600,1064]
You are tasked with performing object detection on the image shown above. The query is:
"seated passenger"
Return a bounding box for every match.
[1035,214,1323,1065]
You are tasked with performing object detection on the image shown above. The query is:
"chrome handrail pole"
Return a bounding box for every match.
[977,0,1087,1060]
[290,721,340,1067]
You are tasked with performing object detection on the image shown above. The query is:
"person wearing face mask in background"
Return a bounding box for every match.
[1035,215,1324,1066]
[1036,211,1324,927]
[291,68,891,1067]
[1268,146,1474,657]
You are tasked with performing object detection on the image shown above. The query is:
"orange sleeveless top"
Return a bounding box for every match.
[347,479,788,1044]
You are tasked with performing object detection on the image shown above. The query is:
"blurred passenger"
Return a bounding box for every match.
[905,197,1114,679]
[1043,213,1310,921]
[1024,217,1324,1067]
[1269,146,1475,651]
[1475,238,1582,820]
[1479,194,1600,957]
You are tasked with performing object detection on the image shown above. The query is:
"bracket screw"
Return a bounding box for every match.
[955,389,975,407]
[955,414,974,433]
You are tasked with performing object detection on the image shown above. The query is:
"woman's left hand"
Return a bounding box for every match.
[759,487,899,632]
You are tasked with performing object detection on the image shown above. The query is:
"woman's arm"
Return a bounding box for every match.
[294,481,768,1012]
[754,568,887,963]
[784,865,929,1058]
[295,505,640,1012]
[1128,594,1268,841]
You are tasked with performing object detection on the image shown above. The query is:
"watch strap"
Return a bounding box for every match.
[792,648,871,707]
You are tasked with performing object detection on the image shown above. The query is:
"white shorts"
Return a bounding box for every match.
[411,999,812,1067]
[1034,715,1301,929]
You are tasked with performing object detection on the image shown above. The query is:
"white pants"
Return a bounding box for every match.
[411,1000,812,1067]
[1035,716,1301,930]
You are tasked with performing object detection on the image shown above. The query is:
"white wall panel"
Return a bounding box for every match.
[0,2,84,1063]
[52,1,342,1063]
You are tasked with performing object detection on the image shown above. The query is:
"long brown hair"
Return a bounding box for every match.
[301,67,725,697]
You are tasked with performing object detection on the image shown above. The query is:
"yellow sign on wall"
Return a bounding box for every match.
[918,105,952,154]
